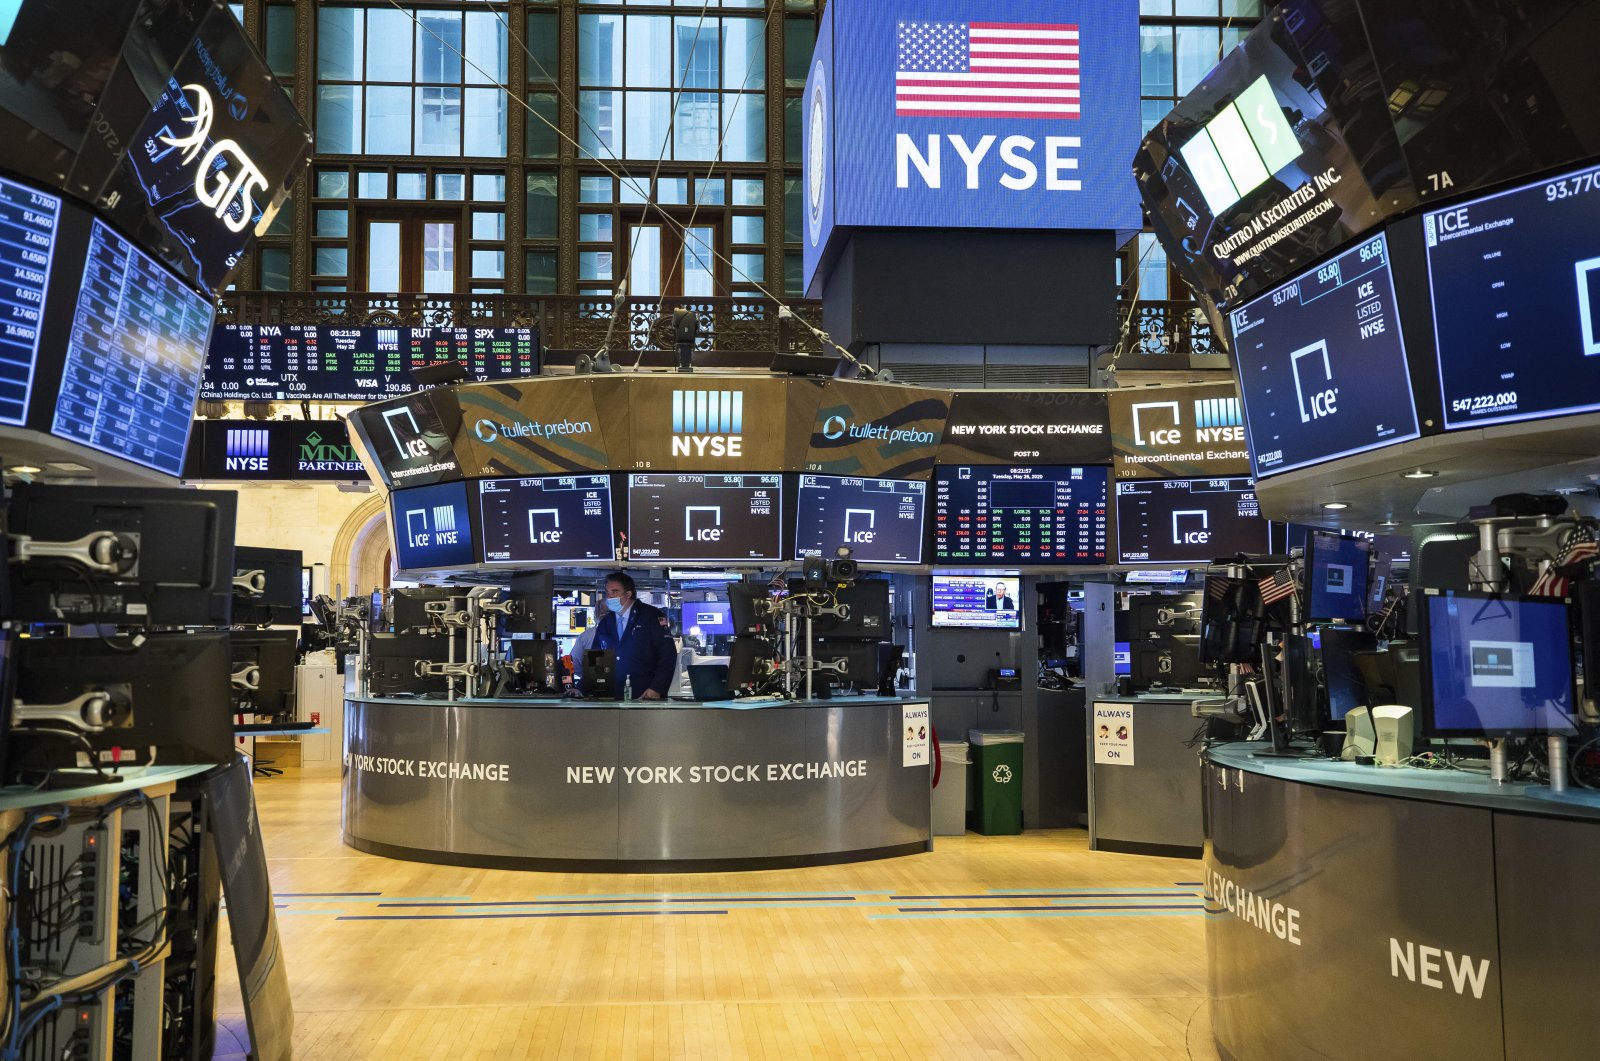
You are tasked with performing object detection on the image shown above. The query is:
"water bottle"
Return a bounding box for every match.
[623,676,633,702]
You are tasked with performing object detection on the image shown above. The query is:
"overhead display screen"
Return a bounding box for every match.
[940,391,1111,466]
[1425,161,1600,429]
[628,473,783,563]
[347,393,462,488]
[0,174,59,425]
[201,324,538,402]
[51,219,213,476]
[930,574,1022,631]
[1228,233,1419,477]
[794,475,926,565]
[1114,478,1269,565]
[391,480,475,571]
[931,465,1108,565]
[479,475,614,565]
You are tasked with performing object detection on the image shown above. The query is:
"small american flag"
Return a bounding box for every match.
[895,20,1081,120]
[1258,568,1297,607]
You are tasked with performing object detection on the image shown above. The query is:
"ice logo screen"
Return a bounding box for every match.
[1172,509,1210,545]
[685,505,724,542]
[528,508,562,545]
[405,504,459,550]
[394,482,473,568]
[1470,641,1535,688]
[383,407,431,459]
[671,389,744,458]
[1291,340,1337,423]
[1130,401,1182,446]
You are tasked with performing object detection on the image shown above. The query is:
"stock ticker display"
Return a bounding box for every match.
[794,474,926,565]
[51,220,214,476]
[931,465,1108,564]
[479,475,614,564]
[628,473,784,563]
[1228,234,1419,478]
[0,174,59,425]
[201,324,539,401]
[1113,477,1268,565]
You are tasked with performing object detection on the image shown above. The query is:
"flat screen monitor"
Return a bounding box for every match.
[506,571,555,636]
[930,574,1021,630]
[1130,635,1210,690]
[1114,477,1269,564]
[931,465,1108,564]
[1227,233,1420,478]
[1420,591,1578,738]
[556,604,591,638]
[230,630,299,716]
[1113,641,1131,676]
[1424,160,1600,430]
[810,580,890,641]
[232,546,304,627]
[390,481,475,571]
[682,601,733,638]
[49,219,213,476]
[201,324,539,402]
[368,633,454,697]
[1306,530,1371,623]
[6,484,236,627]
[1320,627,1377,724]
[479,475,613,564]
[0,174,60,425]
[627,473,783,563]
[793,474,925,565]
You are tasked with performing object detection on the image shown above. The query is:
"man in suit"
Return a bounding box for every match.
[985,581,1016,611]
[585,571,676,699]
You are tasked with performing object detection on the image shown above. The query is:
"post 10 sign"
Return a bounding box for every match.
[803,0,1140,296]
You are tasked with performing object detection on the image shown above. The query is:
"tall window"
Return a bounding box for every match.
[316,7,510,157]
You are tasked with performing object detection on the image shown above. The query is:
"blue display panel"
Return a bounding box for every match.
[683,601,734,637]
[0,174,59,425]
[1306,530,1371,623]
[931,465,1107,564]
[479,475,613,564]
[1425,161,1600,429]
[51,220,213,475]
[794,474,926,565]
[1114,478,1268,565]
[391,480,475,570]
[930,573,1021,630]
[1228,233,1419,477]
[1422,592,1577,738]
[202,324,539,402]
[628,473,784,563]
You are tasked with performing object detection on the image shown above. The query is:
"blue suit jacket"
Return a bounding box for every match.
[591,600,676,697]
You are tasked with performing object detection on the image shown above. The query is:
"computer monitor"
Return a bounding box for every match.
[232,547,305,627]
[583,648,617,698]
[507,571,556,635]
[1131,636,1210,690]
[1407,524,1478,635]
[1419,591,1578,738]
[1319,627,1378,726]
[682,601,734,638]
[812,639,881,691]
[1284,634,1325,734]
[6,485,237,627]
[556,604,591,637]
[508,639,562,694]
[728,583,774,636]
[1113,642,1131,676]
[1199,576,1266,665]
[389,588,458,633]
[230,630,299,717]
[1131,594,1201,638]
[1306,531,1371,623]
[9,632,233,774]
[367,633,455,697]
[810,580,891,641]
[729,638,776,695]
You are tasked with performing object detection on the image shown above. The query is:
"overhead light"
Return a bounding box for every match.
[1378,520,1400,529]
[1402,469,1437,479]
[7,465,40,475]
[46,462,90,473]
[1322,502,1349,511]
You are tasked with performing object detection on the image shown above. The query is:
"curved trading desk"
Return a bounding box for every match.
[1203,744,1600,1061]
[343,694,932,871]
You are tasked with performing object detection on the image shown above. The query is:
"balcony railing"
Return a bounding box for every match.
[1121,299,1227,365]
[217,292,829,369]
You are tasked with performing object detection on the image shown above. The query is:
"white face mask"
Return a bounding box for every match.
[606,596,624,614]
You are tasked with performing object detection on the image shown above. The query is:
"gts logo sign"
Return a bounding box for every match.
[1291,341,1338,423]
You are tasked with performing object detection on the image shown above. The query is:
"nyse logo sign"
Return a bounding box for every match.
[405,505,460,551]
[224,428,269,472]
[895,21,1083,194]
[1131,402,1183,447]
[1291,341,1338,423]
[672,389,744,458]
[1194,395,1245,444]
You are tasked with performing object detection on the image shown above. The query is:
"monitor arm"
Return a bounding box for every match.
[13,687,132,732]
[10,531,139,576]
[232,569,266,597]
[416,660,478,679]
[231,665,260,692]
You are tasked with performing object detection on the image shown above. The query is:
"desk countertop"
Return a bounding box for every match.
[1206,742,1600,822]
[349,694,921,712]
[0,764,216,813]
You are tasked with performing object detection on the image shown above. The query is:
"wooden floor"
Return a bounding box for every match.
[213,765,1219,1060]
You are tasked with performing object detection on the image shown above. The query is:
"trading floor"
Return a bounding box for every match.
[213,764,1214,1060]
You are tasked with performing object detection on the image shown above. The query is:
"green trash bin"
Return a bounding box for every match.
[968,729,1024,835]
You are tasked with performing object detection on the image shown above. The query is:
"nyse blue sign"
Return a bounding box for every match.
[804,0,1140,295]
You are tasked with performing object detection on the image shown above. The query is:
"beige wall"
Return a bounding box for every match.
[193,481,392,597]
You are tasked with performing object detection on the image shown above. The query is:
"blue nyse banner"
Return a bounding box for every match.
[804,0,1140,295]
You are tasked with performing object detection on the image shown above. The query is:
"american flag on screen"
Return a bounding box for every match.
[895,20,1081,119]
